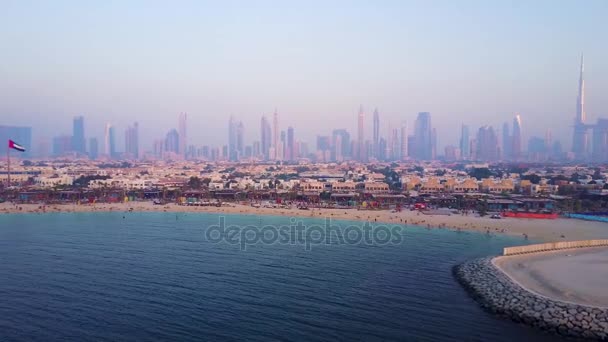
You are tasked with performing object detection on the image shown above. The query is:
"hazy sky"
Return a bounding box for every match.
[1,0,607,152]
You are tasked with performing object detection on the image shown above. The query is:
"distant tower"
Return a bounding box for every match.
[228,116,237,161]
[400,121,408,161]
[89,138,98,160]
[572,54,588,158]
[72,116,85,155]
[104,123,112,158]
[260,116,271,160]
[287,126,294,161]
[414,112,432,160]
[178,112,187,159]
[512,114,522,160]
[373,108,380,159]
[357,105,365,161]
[125,122,139,160]
[460,125,470,160]
[476,126,499,161]
[272,109,279,160]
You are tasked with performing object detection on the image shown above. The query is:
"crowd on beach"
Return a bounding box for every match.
[2,200,607,243]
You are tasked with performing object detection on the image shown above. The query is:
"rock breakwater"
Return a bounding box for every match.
[454,257,608,340]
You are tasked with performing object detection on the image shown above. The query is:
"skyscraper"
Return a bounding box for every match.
[178,112,187,159]
[52,135,72,157]
[236,121,244,159]
[279,130,286,161]
[512,114,522,160]
[72,116,85,155]
[104,123,116,159]
[89,138,98,160]
[125,122,139,160]
[272,109,279,160]
[413,112,432,160]
[228,116,238,161]
[400,121,408,161]
[372,108,380,159]
[287,127,294,161]
[260,116,271,160]
[165,129,180,156]
[460,124,470,160]
[592,119,608,161]
[332,129,350,160]
[476,126,499,161]
[572,54,588,158]
[357,105,365,161]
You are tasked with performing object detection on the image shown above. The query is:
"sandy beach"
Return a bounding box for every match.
[493,247,608,307]
[1,201,607,242]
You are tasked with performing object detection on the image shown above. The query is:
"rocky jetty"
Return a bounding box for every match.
[454,257,608,340]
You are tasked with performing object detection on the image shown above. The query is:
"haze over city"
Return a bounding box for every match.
[2,0,608,153]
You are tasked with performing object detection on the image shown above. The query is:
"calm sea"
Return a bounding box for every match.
[0,212,562,341]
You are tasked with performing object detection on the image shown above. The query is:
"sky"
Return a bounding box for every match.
[1,0,607,153]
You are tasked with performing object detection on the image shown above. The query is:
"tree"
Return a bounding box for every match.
[592,168,603,180]
[188,176,202,189]
[521,174,541,184]
[477,200,489,217]
[469,168,493,180]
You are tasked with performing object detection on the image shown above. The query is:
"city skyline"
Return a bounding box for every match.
[1,53,604,159]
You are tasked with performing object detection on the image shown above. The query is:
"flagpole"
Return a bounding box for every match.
[6,147,10,188]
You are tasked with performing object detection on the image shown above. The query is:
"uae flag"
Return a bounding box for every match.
[8,139,26,152]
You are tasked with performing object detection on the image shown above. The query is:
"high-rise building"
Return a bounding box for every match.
[89,138,99,160]
[178,112,187,159]
[444,145,460,161]
[334,134,343,162]
[72,116,85,155]
[0,125,32,158]
[400,121,408,161]
[252,141,261,159]
[125,122,139,160]
[287,127,294,161]
[413,112,432,160]
[357,105,365,161]
[279,130,286,161]
[272,109,279,160]
[572,54,588,158]
[260,116,272,160]
[52,135,70,157]
[332,129,350,160]
[228,116,239,161]
[104,123,116,159]
[512,114,522,160]
[475,126,499,161]
[237,122,244,159]
[388,127,400,161]
[165,129,180,156]
[372,108,380,158]
[592,119,608,161]
[528,136,547,162]
[460,125,470,160]
[52,135,72,157]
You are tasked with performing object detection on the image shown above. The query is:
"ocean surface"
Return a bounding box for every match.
[0,212,564,341]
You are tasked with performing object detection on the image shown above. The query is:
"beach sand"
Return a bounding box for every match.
[1,201,607,242]
[493,247,608,307]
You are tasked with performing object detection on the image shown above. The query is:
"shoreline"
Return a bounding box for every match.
[454,255,608,340]
[1,201,608,242]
